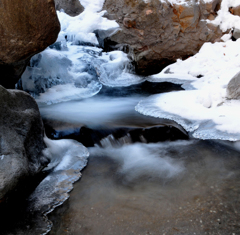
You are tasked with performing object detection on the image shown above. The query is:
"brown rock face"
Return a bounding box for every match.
[231,5,240,16]
[103,0,223,75]
[0,0,60,88]
[54,0,84,16]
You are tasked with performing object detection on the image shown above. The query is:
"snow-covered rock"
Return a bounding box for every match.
[103,0,223,75]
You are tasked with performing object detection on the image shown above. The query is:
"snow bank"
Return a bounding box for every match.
[79,0,105,12]
[210,0,240,32]
[57,10,118,46]
[137,37,240,140]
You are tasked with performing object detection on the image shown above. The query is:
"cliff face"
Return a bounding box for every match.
[0,0,60,88]
[103,0,223,75]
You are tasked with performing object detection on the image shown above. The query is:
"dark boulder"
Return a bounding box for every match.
[0,86,48,200]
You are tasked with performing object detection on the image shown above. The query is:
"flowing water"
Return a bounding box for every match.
[2,41,240,235]
[42,90,240,235]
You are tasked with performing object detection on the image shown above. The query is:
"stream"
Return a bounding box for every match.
[44,87,240,235]
[1,39,240,235]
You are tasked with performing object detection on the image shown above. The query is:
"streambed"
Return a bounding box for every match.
[41,89,240,235]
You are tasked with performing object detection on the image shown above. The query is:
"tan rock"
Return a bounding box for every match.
[231,5,240,16]
[0,0,60,88]
[103,0,223,75]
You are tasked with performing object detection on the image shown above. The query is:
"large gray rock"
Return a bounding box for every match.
[0,0,60,88]
[226,72,240,99]
[0,86,48,200]
[103,0,223,75]
[54,0,84,16]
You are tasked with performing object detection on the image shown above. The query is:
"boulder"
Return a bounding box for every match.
[0,0,60,88]
[54,0,84,16]
[102,0,223,75]
[0,86,48,200]
[226,72,240,99]
[231,5,240,16]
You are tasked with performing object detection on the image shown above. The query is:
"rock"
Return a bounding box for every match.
[103,0,223,75]
[233,28,240,40]
[226,72,240,99]
[0,86,48,200]
[0,0,60,88]
[230,5,240,16]
[54,0,84,16]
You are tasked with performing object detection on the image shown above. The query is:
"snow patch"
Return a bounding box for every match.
[138,38,240,140]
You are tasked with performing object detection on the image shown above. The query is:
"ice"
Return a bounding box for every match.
[28,137,89,212]
[20,45,105,104]
[136,90,240,141]
[36,82,102,105]
[98,51,146,87]
[138,37,240,141]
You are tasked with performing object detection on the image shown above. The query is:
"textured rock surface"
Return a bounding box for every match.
[0,0,60,88]
[0,86,48,200]
[103,0,223,75]
[226,72,240,99]
[54,0,84,16]
[231,5,240,16]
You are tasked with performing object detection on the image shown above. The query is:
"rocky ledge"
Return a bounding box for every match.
[102,0,223,75]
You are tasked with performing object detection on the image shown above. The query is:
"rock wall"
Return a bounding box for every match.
[103,0,223,75]
[0,86,49,200]
[0,0,60,88]
[54,0,84,16]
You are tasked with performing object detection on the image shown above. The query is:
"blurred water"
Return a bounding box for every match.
[49,139,240,235]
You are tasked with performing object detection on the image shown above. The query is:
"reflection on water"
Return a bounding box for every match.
[49,140,240,235]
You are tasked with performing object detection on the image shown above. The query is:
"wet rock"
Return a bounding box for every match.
[0,86,48,200]
[0,0,60,88]
[54,0,84,16]
[226,71,240,99]
[103,0,223,75]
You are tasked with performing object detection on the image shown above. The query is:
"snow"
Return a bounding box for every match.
[210,0,240,32]
[21,5,142,102]
[137,38,240,140]
[79,0,105,12]
[57,10,118,45]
